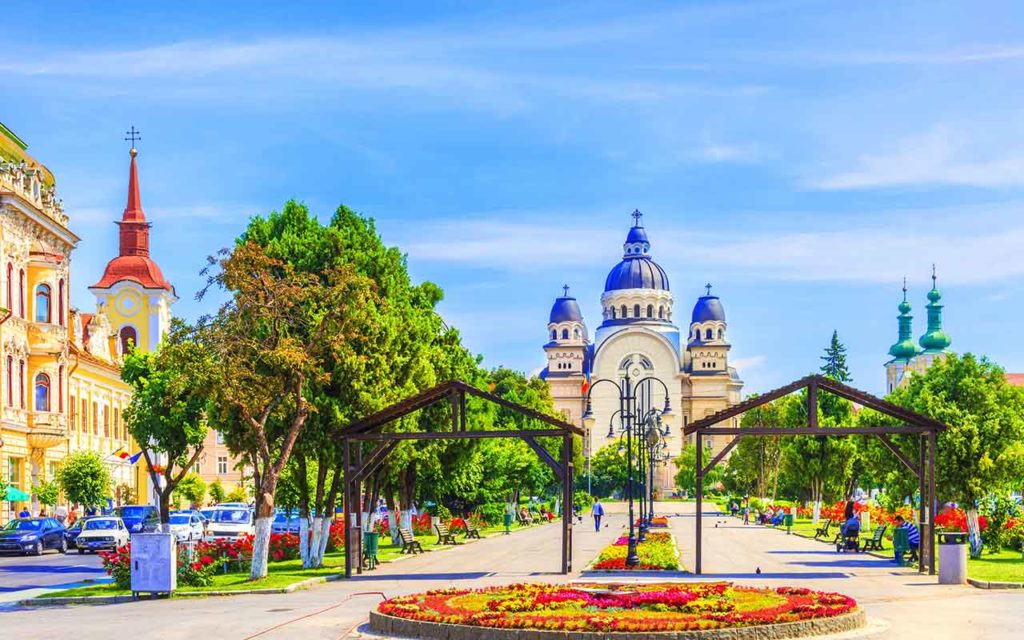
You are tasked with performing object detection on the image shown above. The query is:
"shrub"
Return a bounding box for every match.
[435,504,453,521]
[99,545,132,590]
[477,503,504,526]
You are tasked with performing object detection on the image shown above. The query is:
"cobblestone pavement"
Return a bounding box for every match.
[5,502,1021,639]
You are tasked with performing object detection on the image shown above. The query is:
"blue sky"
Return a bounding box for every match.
[4,1,1024,395]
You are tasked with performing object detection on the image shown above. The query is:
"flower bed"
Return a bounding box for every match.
[376,582,859,633]
[592,531,679,571]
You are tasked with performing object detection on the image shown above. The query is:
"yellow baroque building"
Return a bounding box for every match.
[0,121,174,523]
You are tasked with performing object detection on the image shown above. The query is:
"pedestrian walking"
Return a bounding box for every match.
[591,497,604,531]
[743,504,750,525]
[18,507,30,519]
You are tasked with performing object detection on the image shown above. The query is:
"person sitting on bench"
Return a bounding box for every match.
[893,515,920,561]
[771,508,786,527]
[839,501,858,537]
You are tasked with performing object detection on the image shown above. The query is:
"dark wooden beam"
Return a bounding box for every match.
[807,378,818,429]
[348,428,570,441]
[701,436,742,477]
[352,440,400,485]
[450,392,459,433]
[523,436,565,480]
[696,426,937,436]
[875,434,919,478]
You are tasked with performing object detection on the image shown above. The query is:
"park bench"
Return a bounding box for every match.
[464,520,481,539]
[813,518,832,540]
[861,525,887,552]
[399,527,423,554]
[517,511,534,526]
[435,521,458,545]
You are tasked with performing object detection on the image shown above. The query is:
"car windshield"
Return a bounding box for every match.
[85,519,118,530]
[169,515,191,525]
[212,509,249,523]
[4,520,42,531]
[115,507,148,518]
[273,514,296,523]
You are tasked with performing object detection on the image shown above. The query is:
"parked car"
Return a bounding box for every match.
[63,518,90,549]
[0,518,67,555]
[168,512,206,542]
[112,505,160,533]
[75,517,129,553]
[204,507,255,541]
[272,512,301,535]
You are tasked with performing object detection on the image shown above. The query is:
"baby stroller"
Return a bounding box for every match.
[836,520,861,553]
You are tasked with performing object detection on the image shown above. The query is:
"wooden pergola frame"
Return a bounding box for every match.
[684,374,946,576]
[337,379,583,577]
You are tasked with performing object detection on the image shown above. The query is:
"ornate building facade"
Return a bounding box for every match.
[885,269,953,393]
[540,212,743,494]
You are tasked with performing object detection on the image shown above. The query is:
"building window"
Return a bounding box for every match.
[5,356,11,407]
[103,405,110,437]
[18,360,24,408]
[620,305,627,318]
[8,457,22,488]
[34,284,51,323]
[58,279,65,326]
[18,269,24,318]
[34,373,50,412]
[705,328,713,340]
[119,326,138,355]
[646,304,653,318]
[610,307,616,319]
[92,401,98,435]
[58,365,64,412]
[70,396,77,431]
[81,399,88,433]
[658,306,664,319]
[217,456,228,475]
[573,328,580,340]
[114,408,120,440]
[634,304,640,317]
[718,328,724,339]
[550,330,556,340]
[216,430,225,445]
[561,328,568,340]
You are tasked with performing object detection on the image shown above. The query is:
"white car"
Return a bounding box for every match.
[169,512,206,542]
[204,507,255,541]
[75,517,129,553]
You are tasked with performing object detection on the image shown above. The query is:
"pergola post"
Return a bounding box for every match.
[695,432,703,575]
[918,435,926,573]
[562,433,573,574]
[343,438,352,579]
[928,431,937,575]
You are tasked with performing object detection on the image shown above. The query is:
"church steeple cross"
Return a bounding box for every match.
[705,283,713,296]
[124,126,142,148]
[631,209,643,226]
[562,284,570,297]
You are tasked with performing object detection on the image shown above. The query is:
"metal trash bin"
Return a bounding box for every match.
[938,532,967,584]
[783,514,794,534]
[893,527,910,565]
[362,531,380,571]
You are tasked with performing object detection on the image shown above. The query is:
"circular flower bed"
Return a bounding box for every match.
[375,582,860,635]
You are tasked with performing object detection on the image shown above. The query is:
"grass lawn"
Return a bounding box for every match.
[38,520,552,600]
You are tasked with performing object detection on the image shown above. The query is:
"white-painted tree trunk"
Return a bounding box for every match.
[388,511,400,546]
[299,517,311,566]
[314,518,331,565]
[250,516,273,580]
[967,507,983,558]
[400,509,412,532]
[811,501,821,524]
[306,516,324,568]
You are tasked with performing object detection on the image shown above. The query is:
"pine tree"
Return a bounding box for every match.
[820,330,851,382]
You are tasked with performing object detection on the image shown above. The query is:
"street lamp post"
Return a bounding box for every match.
[582,368,671,568]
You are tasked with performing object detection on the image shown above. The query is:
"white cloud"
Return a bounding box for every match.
[731,355,767,371]
[810,127,1024,190]
[698,141,762,164]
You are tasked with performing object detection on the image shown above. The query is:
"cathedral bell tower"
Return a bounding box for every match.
[88,140,176,355]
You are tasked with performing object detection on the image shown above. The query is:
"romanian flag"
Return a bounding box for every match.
[128,451,143,465]
[581,368,591,394]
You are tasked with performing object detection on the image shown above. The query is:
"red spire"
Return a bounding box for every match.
[122,147,146,223]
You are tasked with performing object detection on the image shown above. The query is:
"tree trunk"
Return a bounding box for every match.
[385,492,400,546]
[250,475,277,580]
[158,489,173,533]
[297,455,311,566]
[967,507,983,558]
[810,477,822,523]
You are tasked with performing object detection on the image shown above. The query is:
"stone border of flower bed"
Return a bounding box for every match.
[966,578,1024,590]
[368,608,867,640]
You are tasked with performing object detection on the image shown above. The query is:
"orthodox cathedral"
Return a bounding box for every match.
[540,212,743,494]
[884,269,953,393]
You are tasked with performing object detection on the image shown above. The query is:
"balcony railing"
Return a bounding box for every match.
[28,411,68,449]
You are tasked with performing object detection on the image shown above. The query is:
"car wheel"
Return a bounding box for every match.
[33,541,43,556]
[59,538,67,554]
[78,548,85,555]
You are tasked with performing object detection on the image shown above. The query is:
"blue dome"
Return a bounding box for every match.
[691,295,725,323]
[549,295,583,324]
[626,225,649,245]
[604,258,670,291]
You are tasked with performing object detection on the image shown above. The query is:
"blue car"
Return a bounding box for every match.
[0,518,68,555]
[111,505,160,534]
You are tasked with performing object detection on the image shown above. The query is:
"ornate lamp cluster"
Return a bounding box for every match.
[582,367,672,567]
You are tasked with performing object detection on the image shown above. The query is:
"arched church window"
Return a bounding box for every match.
[658,306,664,319]
[634,304,640,318]
[34,284,51,323]
[19,359,24,408]
[620,305,627,318]
[646,305,653,318]
[718,328,724,339]
[58,365,64,412]
[5,263,11,312]
[573,328,580,340]
[705,328,713,340]
[18,269,25,318]
[120,326,138,355]
[34,372,49,412]
[559,328,567,340]
[610,307,615,319]
[551,330,556,340]
[5,356,11,407]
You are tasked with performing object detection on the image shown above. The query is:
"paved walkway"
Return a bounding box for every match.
[4,503,1021,639]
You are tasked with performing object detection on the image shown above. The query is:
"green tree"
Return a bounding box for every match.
[122,319,214,526]
[887,354,1024,556]
[201,237,374,580]
[226,484,249,504]
[820,330,851,382]
[208,479,226,504]
[57,451,111,510]
[174,473,207,508]
[675,443,724,496]
[33,479,60,510]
